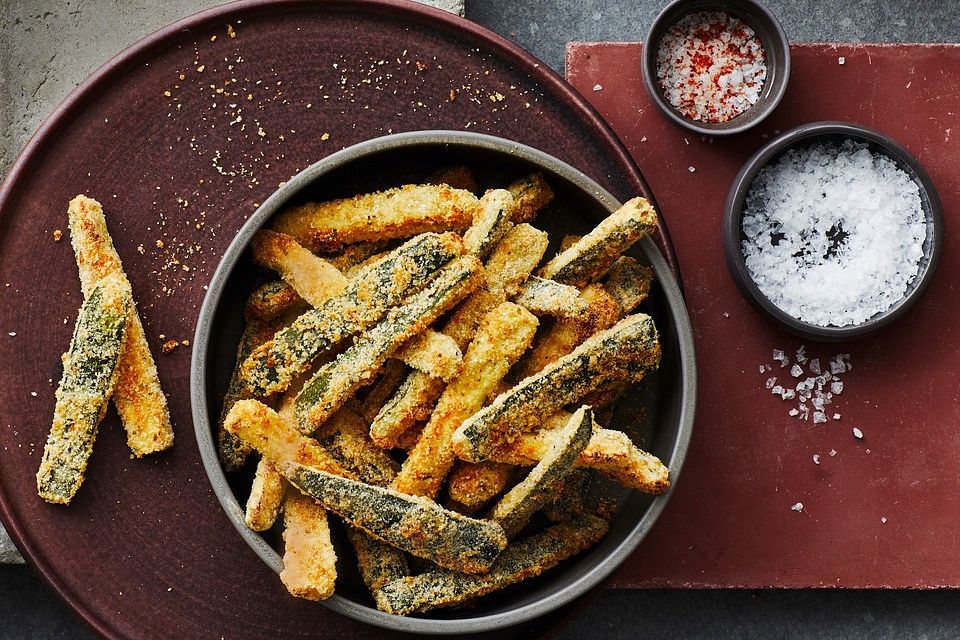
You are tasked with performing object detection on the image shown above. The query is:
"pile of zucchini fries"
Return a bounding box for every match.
[37,196,174,505]
[220,168,671,615]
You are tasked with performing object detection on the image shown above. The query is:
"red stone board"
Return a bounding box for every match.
[567,42,960,588]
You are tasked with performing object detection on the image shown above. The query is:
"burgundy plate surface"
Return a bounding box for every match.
[0,1,678,638]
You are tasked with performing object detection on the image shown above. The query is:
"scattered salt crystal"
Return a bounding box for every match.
[791,502,804,512]
[688,166,696,173]
[838,56,846,65]
[30,391,37,397]
[795,345,807,363]
[771,385,784,395]
[852,427,864,439]
[833,413,841,420]
[881,516,887,524]
[765,376,777,389]
[772,348,785,362]
[813,411,827,424]
[781,389,796,400]
[813,454,821,464]
[829,449,837,457]
[789,408,799,416]
[741,140,926,327]
[790,364,803,378]
[831,381,844,394]
[6,332,14,337]
[759,365,766,374]
[830,357,846,374]
[809,359,821,375]
[592,84,603,92]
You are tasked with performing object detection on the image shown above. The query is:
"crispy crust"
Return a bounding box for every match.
[67,194,173,457]
[445,461,518,513]
[512,276,589,318]
[295,256,483,430]
[241,232,464,397]
[487,406,593,538]
[392,303,538,499]
[315,405,399,488]
[393,330,462,382]
[539,197,657,287]
[281,491,337,600]
[491,413,670,495]
[462,189,515,260]
[373,515,608,616]
[245,457,287,531]
[604,256,655,314]
[37,275,129,504]
[251,229,348,307]
[287,464,507,574]
[452,314,661,462]
[506,173,555,224]
[245,280,310,321]
[272,184,478,251]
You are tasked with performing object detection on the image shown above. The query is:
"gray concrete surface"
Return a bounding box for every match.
[2,0,960,638]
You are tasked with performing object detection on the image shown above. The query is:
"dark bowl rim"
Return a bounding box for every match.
[641,0,791,136]
[190,130,698,634]
[721,120,945,341]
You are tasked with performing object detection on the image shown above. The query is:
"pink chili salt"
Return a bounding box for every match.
[655,10,767,123]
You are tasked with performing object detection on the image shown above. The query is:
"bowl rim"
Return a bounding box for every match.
[641,0,791,136]
[721,120,945,341]
[190,129,697,634]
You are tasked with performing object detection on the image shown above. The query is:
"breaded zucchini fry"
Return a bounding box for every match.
[315,405,399,487]
[512,276,589,318]
[462,189,514,260]
[507,172,555,224]
[445,461,518,513]
[539,197,657,287]
[241,232,464,397]
[272,184,478,251]
[348,528,411,592]
[356,360,408,424]
[392,303,538,499]
[251,229,348,306]
[245,457,287,531]
[488,406,593,538]
[281,491,337,600]
[218,315,283,472]
[426,165,479,193]
[37,275,129,504]
[452,314,661,462]
[604,256,655,314]
[491,415,670,494]
[245,280,309,322]
[369,224,548,448]
[393,330,462,383]
[326,240,393,272]
[541,469,591,522]
[374,514,609,616]
[295,256,483,430]
[286,464,507,574]
[67,195,173,457]
[518,284,622,379]
[223,400,350,477]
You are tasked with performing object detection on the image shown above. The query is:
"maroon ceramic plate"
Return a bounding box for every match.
[0,1,679,638]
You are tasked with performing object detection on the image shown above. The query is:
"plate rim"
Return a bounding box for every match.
[0,1,689,637]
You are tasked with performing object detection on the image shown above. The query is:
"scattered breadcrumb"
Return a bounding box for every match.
[161,339,180,354]
[53,229,63,242]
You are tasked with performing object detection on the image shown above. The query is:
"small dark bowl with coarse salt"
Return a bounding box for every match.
[722,121,944,341]
[641,0,790,136]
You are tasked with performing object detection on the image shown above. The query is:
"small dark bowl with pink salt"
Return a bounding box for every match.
[722,121,944,341]
[642,0,790,136]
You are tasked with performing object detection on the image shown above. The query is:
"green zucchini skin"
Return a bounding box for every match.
[373,514,609,615]
[294,256,482,432]
[452,313,660,462]
[241,232,464,397]
[488,406,593,538]
[37,277,130,504]
[286,464,507,574]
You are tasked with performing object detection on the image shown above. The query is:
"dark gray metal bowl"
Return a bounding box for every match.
[722,121,944,341]
[642,0,790,136]
[191,131,696,634]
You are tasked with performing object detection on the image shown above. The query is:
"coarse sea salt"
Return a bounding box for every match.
[741,140,926,327]
[655,11,766,123]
